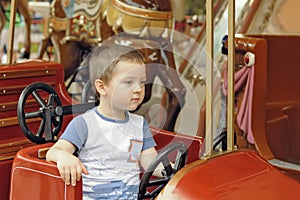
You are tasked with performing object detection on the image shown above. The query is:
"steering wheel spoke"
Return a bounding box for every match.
[147,184,166,198]
[24,110,43,119]
[174,150,187,170]
[31,90,47,108]
[47,93,56,107]
[36,118,45,137]
[162,158,174,176]
[148,177,169,187]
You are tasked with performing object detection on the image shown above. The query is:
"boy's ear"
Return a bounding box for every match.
[95,79,107,96]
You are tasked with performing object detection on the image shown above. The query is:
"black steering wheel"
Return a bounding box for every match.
[17,82,63,144]
[17,82,96,144]
[138,141,188,200]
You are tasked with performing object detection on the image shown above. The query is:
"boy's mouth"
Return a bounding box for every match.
[131,98,140,101]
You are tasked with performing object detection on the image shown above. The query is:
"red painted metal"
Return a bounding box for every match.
[157,150,300,199]
[9,143,82,200]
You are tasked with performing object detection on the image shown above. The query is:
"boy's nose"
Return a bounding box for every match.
[134,83,143,93]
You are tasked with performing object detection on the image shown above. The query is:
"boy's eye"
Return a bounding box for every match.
[124,81,133,85]
[140,80,146,85]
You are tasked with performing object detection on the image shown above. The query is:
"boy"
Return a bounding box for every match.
[46,45,160,199]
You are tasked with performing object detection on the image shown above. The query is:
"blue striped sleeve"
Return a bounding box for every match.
[142,119,157,151]
[59,115,88,151]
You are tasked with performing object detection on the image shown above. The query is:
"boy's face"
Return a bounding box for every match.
[106,61,146,112]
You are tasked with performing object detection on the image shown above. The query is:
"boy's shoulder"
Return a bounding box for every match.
[128,112,144,121]
[70,107,96,123]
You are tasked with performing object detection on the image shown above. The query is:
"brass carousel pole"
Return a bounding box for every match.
[7,0,17,64]
[205,0,214,157]
[205,0,235,156]
[227,0,235,151]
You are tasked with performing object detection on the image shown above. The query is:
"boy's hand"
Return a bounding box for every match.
[56,152,89,186]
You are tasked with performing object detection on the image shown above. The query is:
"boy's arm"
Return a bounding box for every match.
[140,147,164,178]
[46,139,88,186]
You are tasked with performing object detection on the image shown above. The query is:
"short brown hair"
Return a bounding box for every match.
[89,44,144,84]
[89,45,145,94]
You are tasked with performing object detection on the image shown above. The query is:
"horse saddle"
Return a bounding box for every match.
[104,0,174,38]
[52,0,103,44]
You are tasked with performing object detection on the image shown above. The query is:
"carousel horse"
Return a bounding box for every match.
[37,0,187,131]
[0,0,31,59]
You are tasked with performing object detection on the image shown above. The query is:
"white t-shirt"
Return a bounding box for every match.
[60,108,156,199]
